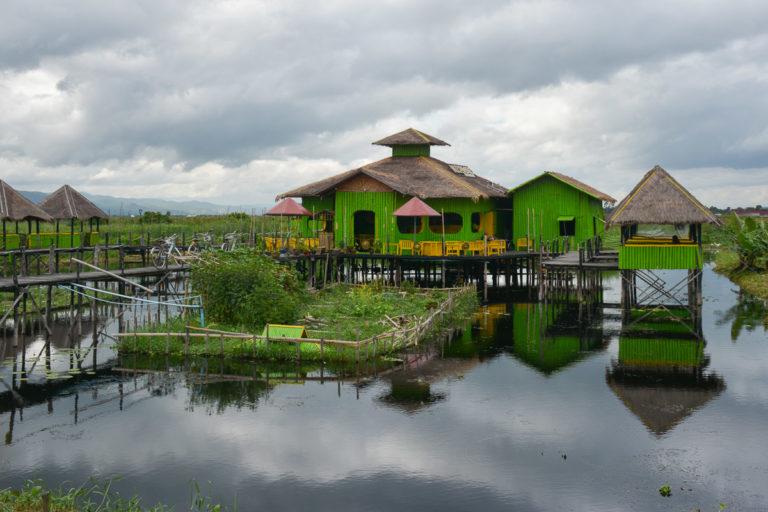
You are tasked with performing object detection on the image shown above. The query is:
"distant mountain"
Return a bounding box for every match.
[19,190,260,216]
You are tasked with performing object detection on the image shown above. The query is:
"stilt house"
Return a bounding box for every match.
[276,128,510,251]
[507,172,616,250]
[605,166,724,270]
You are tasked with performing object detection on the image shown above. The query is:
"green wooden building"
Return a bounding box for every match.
[507,172,616,250]
[276,128,510,251]
[605,166,724,270]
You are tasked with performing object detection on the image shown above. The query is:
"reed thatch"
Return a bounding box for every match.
[606,166,724,227]
[37,184,109,221]
[277,155,507,201]
[373,128,450,147]
[0,180,53,222]
[606,366,725,436]
[509,171,617,203]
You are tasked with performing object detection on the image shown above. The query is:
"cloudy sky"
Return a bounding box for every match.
[2,0,768,209]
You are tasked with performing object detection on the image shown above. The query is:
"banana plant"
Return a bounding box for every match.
[729,213,768,268]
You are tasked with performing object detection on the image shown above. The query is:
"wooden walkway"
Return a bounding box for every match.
[542,250,619,270]
[0,264,186,292]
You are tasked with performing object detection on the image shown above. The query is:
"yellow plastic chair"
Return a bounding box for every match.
[468,239,485,255]
[398,239,415,255]
[445,241,463,256]
[488,239,506,255]
[420,241,442,256]
[516,237,532,251]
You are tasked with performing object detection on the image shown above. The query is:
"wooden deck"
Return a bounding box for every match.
[541,250,619,270]
[0,264,186,292]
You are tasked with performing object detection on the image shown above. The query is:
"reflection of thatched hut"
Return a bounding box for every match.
[606,366,725,436]
[277,128,510,250]
[606,166,724,269]
[38,184,109,238]
[607,329,725,436]
[0,179,53,248]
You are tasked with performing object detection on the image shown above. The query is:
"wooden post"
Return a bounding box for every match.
[320,338,324,361]
[220,333,224,357]
[185,327,190,356]
[355,327,360,363]
[265,324,270,348]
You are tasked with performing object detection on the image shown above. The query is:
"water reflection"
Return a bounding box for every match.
[715,288,768,340]
[607,309,725,436]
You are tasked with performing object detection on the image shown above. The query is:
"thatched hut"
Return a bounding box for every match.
[508,172,616,250]
[606,166,724,269]
[0,179,53,249]
[38,184,109,235]
[276,128,510,251]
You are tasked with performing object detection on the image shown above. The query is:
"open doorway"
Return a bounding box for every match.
[354,210,376,250]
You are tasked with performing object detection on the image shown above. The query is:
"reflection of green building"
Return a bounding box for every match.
[606,314,725,436]
[276,128,510,250]
[509,302,608,374]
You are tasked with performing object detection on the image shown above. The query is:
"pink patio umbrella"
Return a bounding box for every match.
[391,197,441,251]
[265,198,312,248]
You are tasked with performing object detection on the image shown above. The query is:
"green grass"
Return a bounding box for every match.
[118,284,479,362]
[0,477,230,511]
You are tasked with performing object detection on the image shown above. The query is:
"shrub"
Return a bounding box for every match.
[190,249,307,330]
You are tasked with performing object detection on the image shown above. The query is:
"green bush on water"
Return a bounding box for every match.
[189,249,308,330]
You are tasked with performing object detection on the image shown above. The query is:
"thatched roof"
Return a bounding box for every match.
[0,180,53,222]
[277,155,508,201]
[37,184,109,221]
[508,171,617,203]
[373,128,449,147]
[606,166,724,227]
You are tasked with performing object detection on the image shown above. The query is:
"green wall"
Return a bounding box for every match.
[618,245,702,269]
[511,175,605,249]
[295,192,502,249]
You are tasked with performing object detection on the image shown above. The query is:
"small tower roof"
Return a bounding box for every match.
[373,128,450,147]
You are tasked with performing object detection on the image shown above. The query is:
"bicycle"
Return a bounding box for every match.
[187,231,214,254]
[150,234,183,269]
[221,231,239,251]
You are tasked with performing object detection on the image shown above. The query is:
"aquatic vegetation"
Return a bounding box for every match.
[189,249,308,330]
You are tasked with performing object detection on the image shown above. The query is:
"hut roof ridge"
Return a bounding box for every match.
[508,171,617,203]
[373,128,450,147]
[38,184,109,221]
[0,180,53,221]
[276,155,506,201]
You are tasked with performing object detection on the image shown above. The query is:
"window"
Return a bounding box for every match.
[397,216,423,234]
[471,212,482,233]
[429,212,463,234]
[558,216,575,237]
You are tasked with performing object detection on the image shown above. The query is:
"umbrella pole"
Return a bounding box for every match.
[441,208,445,256]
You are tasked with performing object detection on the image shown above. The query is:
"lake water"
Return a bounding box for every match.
[1,265,767,511]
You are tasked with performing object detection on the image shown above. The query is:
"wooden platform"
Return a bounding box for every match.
[541,250,619,270]
[0,264,186,292]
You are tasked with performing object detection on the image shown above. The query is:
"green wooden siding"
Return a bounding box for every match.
[618,245,702,269]
[293,191,502,248]
[618,338,703,367]
[511,175,605,248]
[296,196,334,235]
[392,145,431,157]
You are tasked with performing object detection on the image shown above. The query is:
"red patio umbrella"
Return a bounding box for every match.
[392,197,441,248]
[265,198,312,248]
